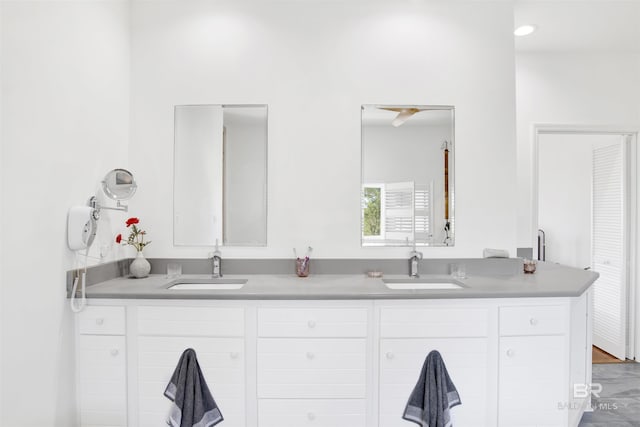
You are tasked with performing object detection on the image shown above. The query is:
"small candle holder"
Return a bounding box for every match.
[523,259,537,274]
[296,258,310,277]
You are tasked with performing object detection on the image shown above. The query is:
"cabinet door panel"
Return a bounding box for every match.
[137,336,245,427]
[499,335,566,426]
[379,338,489,427]
[77,335,127,426]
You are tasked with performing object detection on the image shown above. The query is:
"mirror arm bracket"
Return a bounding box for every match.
[88,196,129,219]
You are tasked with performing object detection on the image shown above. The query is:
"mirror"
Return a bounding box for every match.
[102,168,137,200]
[361,105,454,247]
[174,104,267,246]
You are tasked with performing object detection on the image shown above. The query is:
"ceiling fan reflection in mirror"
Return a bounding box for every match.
[379,106,432,127]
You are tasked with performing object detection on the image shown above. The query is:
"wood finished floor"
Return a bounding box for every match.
[593,346,631,364]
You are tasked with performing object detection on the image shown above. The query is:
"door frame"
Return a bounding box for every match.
[531,124,639,360]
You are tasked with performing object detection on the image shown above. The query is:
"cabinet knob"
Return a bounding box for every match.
[529,317,538,326]
[506,348,515,357]
[307,320,316,328]
[230,352,239,360]
[95,318,104,325]
[110,349,119,357]
[306,352,315,360]
[386,352,394,360]
[307,412,316,421]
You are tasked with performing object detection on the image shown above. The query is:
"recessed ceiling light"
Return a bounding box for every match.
[514,24,537,37]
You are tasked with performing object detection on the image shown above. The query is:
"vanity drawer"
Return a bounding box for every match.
[258,307,367,337]
[258,399,367,427]
[78,306,125,335]
[499,305,566,336]
[137,306,244,337]
[380,307,489,338]
[257,338,367,398]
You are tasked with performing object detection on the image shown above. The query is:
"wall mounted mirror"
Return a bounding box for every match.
[89,168,137,215]
[174,104,268,246]
[361,105,455,247]
[102,168,137,201]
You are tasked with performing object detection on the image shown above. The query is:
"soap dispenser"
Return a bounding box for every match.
[210,239,222,278]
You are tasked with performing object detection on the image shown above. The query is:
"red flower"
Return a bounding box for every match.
[117,217,150,252]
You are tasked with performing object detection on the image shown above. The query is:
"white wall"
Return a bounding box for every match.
[0,1,130,425]
[0,2,3,418]
[516,52,640,248]
[130,0,518,259]
[538,134,620,268]
[516,52,640,361]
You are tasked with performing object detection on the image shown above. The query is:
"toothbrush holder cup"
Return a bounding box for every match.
[296,258,310,277]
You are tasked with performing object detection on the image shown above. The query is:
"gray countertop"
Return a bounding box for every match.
[82,262,598,300]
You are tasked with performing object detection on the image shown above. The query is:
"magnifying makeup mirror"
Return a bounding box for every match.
[102,168,137,201]
[88,168,137,217]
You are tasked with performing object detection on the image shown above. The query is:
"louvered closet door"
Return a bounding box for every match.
[414,183,433,244]
[592,141,627,360]
[384,181,414,243]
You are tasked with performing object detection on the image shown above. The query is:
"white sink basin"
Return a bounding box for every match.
[168,278,246,290]
[383,279,463,290]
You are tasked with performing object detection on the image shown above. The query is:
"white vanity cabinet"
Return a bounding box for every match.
[498,305,568,426]
[76,306,127,427]
[75,292,592,427]
[377,303,493,427]
[498,294,592,427]
[256,307,369,427]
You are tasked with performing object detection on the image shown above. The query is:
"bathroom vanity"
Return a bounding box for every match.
[73,263,597,427]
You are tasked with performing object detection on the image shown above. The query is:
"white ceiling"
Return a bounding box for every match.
[514,1,640,53]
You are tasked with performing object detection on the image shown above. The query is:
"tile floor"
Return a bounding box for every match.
[579,362,640,426]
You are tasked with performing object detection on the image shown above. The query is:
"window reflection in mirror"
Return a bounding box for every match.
[361,105,454,247]
[174,104,267,246]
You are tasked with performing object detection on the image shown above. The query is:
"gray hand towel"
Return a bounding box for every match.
[403,350,461,427]
[164,348,224,427]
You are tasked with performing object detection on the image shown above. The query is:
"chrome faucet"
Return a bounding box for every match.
[409,248,423,278]
[210,240,222,278]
